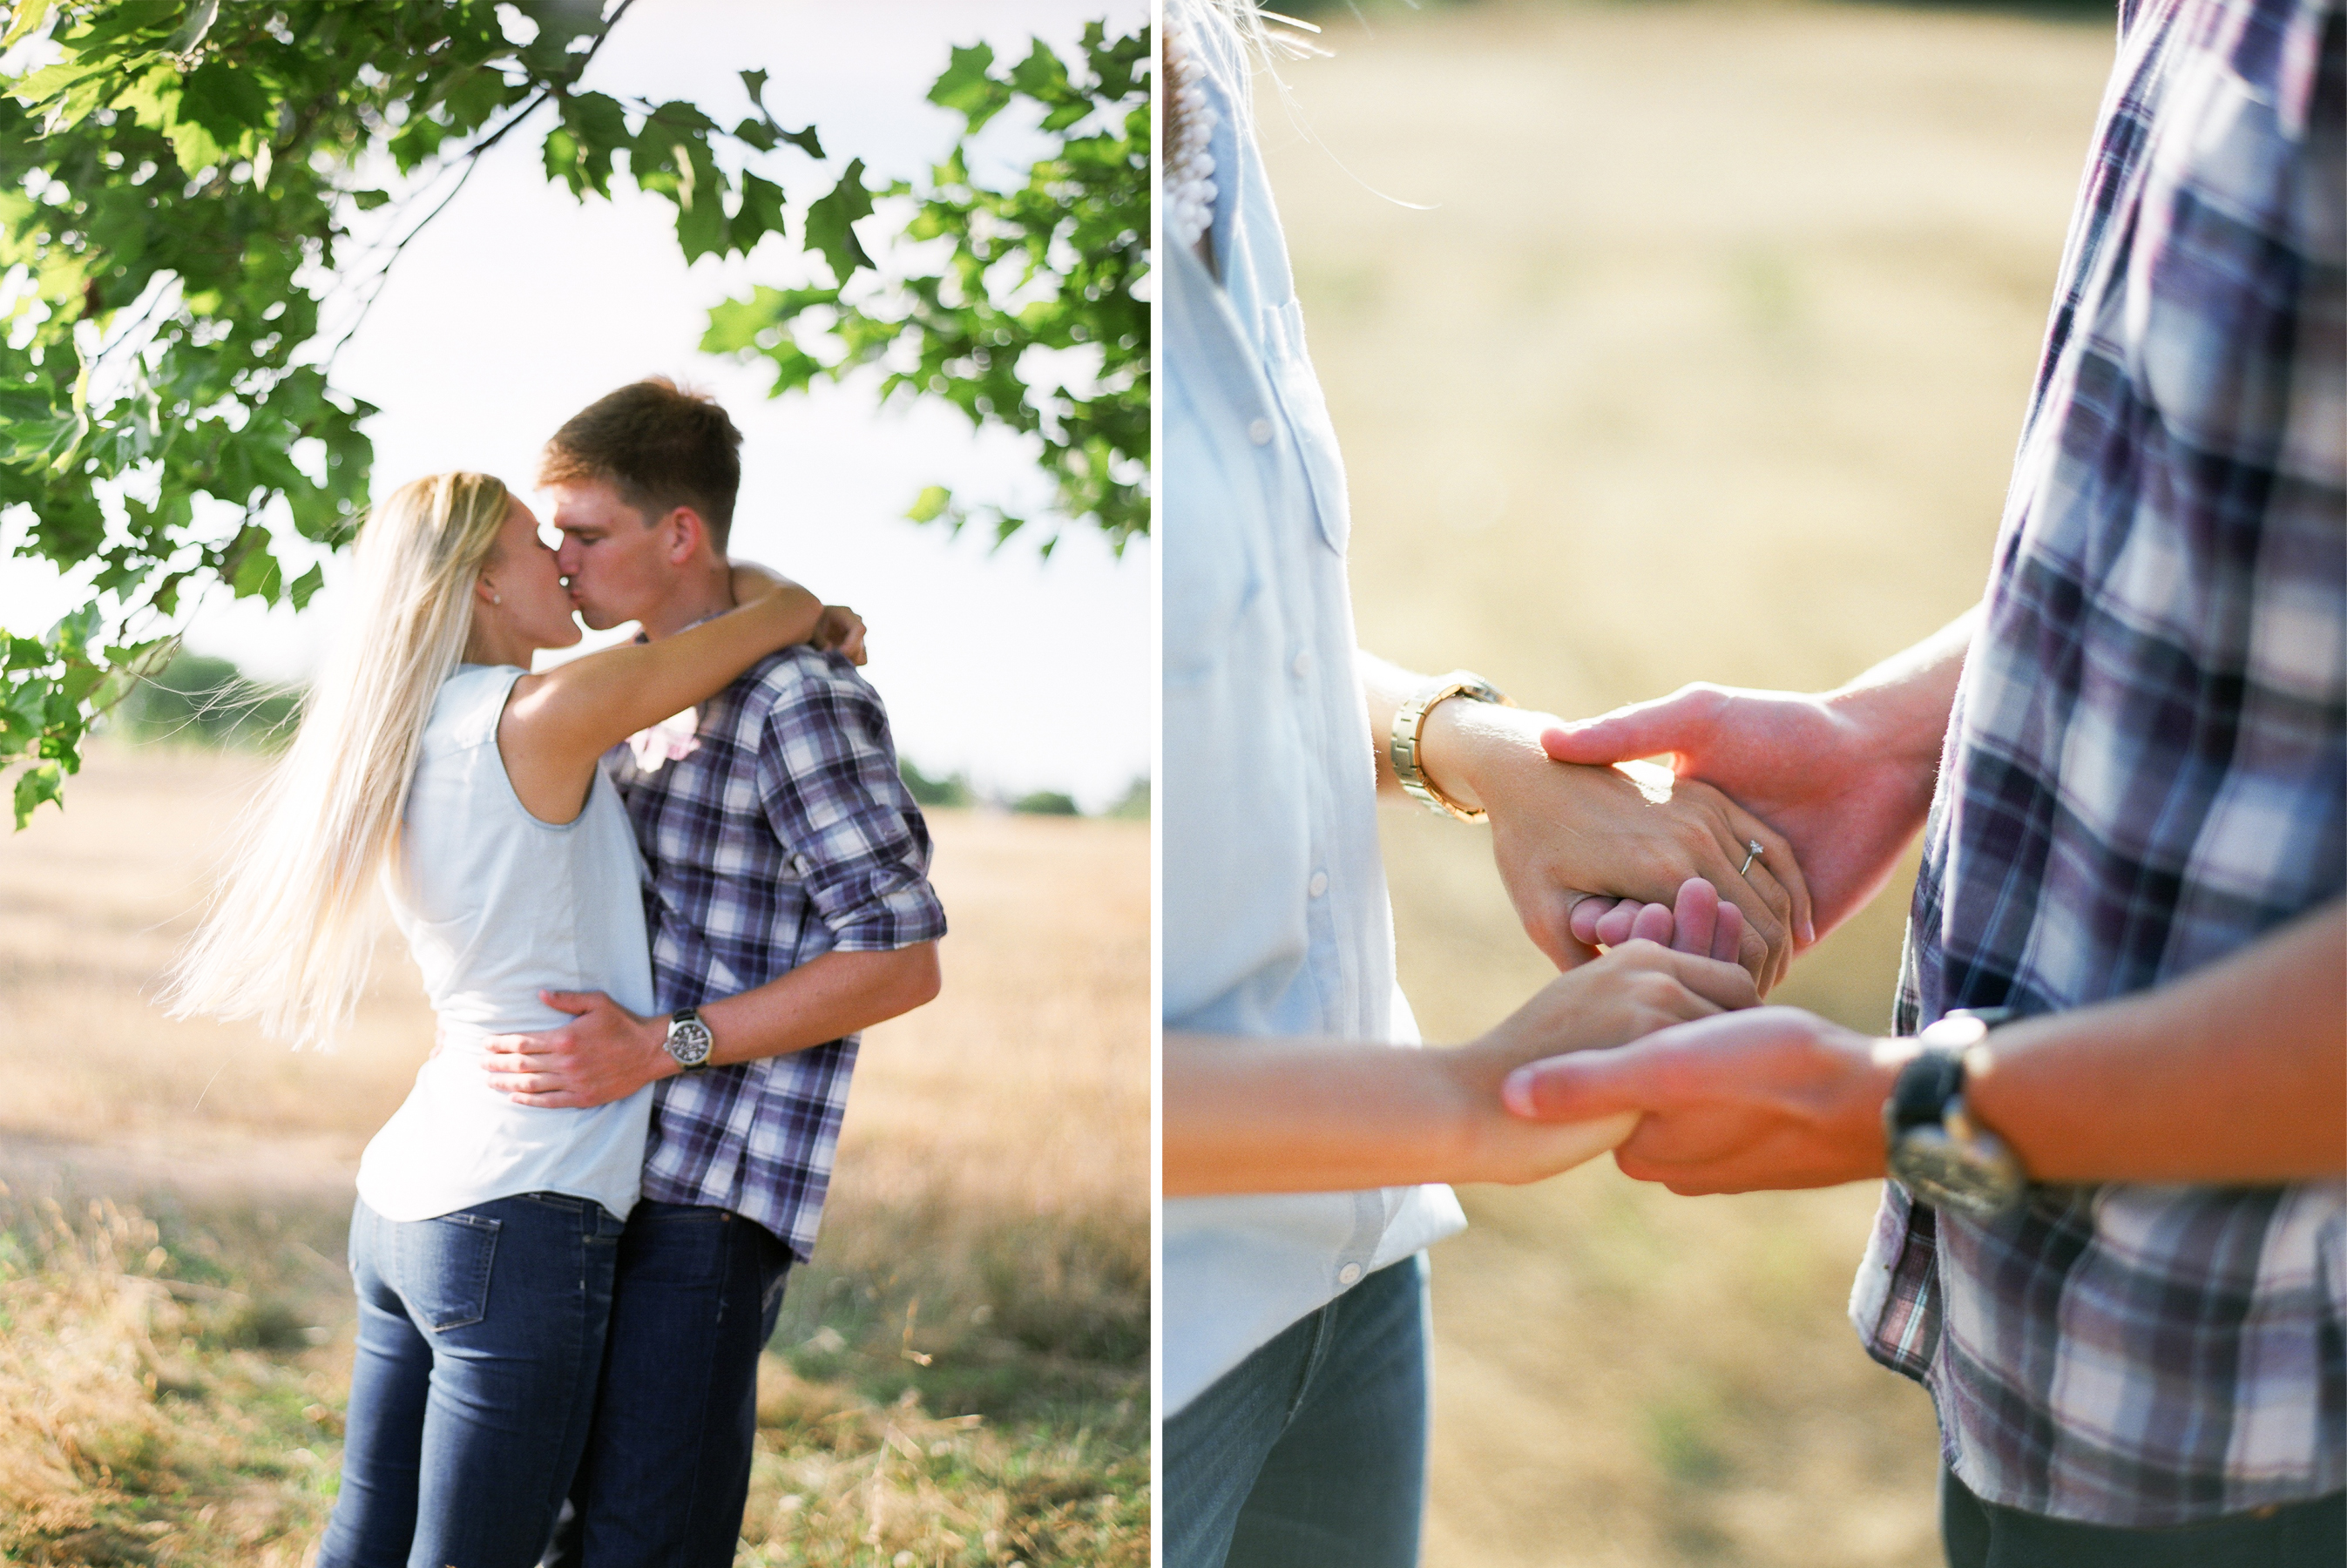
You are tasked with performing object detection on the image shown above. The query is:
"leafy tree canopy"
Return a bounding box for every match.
[0,0,1148,827]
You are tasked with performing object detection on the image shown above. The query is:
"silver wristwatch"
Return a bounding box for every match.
[1884,1009,2027,1220]
[662,1006,715,1071]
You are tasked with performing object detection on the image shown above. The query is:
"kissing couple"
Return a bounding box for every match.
[171,378,948,1567]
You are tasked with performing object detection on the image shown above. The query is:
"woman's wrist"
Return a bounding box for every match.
[1416,697,1552,817]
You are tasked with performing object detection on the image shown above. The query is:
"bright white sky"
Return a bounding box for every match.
[1,0,1152,809]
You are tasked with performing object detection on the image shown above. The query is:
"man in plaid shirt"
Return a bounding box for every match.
[479,379,945,1566]
[1516,0,2344,1559]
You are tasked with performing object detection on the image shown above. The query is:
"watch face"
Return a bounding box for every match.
[668,1014,714,1067]
[1890,1129,2026,1220]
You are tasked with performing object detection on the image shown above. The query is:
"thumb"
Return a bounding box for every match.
[539,989,600,1017]
[1503,1047,1654,1123]
[1540,687,1722,770]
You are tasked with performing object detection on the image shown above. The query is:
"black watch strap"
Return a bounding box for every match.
[1887,1050,1966,1135]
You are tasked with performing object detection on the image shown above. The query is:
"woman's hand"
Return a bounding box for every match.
[1418,697,1811,992]
[728,563,863,661]
[1443,937,1762,1186]
[814,605,868,665]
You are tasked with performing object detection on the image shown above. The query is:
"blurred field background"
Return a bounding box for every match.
[1256,1,2115,1564]
[0,740,1145,1566]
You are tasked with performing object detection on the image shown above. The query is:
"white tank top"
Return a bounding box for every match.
[355,665,656,1223]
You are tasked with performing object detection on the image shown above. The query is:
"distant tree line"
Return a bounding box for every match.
[100,650,1141,819]
[110,650,297,748]
[898,758,1147,820]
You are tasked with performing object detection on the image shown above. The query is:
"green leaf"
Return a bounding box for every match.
[1,676,46,740]
[702,287,784,355]
[803,160,876,286]
[927,42,1009,132]
[735,172,787,248]
[287,562,325,610]
[173,59,271,167]
[2,0,51,50]
[10,58,107,105]
[44,605,98,662]
[57,661,103,704]
[350,188,391,210]
[14,760,64,828]
[905,485,952,524]
[229,541,282,602]
[1007,40,1074,107]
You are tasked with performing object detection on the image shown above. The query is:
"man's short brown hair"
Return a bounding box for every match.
[539,377,744,548]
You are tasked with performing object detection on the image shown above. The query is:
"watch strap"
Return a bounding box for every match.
[1885,1048,1966,1138]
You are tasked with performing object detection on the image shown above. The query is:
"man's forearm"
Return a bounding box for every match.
[697,943,942,1068]
[1968,900,2347,1183]
[1825,605,1978,772]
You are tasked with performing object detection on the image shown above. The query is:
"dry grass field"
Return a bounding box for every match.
[1256,2,2117,1564]
[0,741,1146,1566]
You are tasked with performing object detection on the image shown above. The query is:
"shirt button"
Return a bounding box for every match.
[1308,871,1329,898]
[1291,648,1312,678]
[1338,1262,1363,1286]
[1248,417,1273,446]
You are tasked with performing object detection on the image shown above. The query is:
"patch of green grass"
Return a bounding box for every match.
[0,1186,1146,1568]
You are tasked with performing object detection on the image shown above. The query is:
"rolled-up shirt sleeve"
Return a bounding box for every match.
[754,663,947,954]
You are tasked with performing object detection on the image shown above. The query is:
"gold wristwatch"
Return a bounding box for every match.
[1390,671,1512,822]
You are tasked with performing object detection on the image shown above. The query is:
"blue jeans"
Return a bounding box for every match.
[318,1193,625,1568]
[1942,1463,2347,1567]
[541,1201,794,1568]
[1164,1254,1431,1568]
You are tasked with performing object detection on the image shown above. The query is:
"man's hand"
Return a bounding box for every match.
[814,605,867,665]
[1164,928,1760,1195]
[1501,1006,1897,1193]
[1449,934,1765,1186]
[480,990,674,1109]
[1447,703,1810,990]
[1540,613,1976,945]
[1360,653,1811,988]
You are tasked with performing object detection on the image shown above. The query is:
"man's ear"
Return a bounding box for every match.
[656,505,710,566]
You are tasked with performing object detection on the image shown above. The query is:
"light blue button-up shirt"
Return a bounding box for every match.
[1161,0,1466,1417]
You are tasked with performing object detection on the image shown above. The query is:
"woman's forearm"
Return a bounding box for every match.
[1165,1032,1485,1193]
[1164,1032,1633,1195]
[519,578,822,760]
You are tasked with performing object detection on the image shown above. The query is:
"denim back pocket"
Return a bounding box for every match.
[395,1211,501,1332]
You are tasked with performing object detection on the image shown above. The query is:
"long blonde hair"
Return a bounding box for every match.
[167,472,515,1045]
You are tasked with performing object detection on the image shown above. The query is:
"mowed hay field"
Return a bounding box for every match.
[1261,3,2114,1565]
[0,741,1146,1566]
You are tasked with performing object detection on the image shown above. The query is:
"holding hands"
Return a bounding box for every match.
[1161,898,1759,1195]
[1367,657,1811,990]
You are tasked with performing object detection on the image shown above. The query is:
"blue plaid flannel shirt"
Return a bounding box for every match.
[1850,0,2345,1526]
[605,645,946,1260]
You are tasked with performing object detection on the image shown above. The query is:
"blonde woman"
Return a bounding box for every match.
[170,472,851,1568]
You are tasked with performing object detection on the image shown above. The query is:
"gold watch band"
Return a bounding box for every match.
[1390,672,1512,822]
